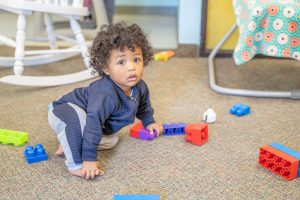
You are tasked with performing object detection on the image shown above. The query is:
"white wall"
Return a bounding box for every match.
[178,0,201,45]
[115,0,202,45]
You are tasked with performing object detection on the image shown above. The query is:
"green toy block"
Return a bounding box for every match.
[0,128,28,146]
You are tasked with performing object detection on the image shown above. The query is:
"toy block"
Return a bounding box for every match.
[259,145,299,180]
[203,108,217,123]
[114,194,160,200]
[0,128,28,146]
[130,122,157,140]
[185,124,208,146]
[139,128,157,140]
[24,144,48,164]
[230,103,250,117]
[270,142,300,177]
[130,122,143,139]
[163,123,187,136]
[154,50,174,61]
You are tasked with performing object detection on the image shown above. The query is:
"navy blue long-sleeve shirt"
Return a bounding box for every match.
[52,75,155,161]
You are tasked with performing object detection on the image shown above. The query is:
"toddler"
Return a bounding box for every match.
[48,22,164,179]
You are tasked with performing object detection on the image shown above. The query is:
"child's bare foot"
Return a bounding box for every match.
[69,169,83,177]
[55,144,65,157]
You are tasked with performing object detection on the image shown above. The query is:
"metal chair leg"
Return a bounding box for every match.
[208,23,300,99]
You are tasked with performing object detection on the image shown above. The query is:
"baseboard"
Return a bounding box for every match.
[115,6,177,16]
[175,44,198,57]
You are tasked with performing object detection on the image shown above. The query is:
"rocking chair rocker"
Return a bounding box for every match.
[0,0,99,86]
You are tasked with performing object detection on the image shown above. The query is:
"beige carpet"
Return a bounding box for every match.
[0,53,300,200]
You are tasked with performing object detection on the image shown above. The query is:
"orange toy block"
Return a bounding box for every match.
[259,145,299,180]
[130,122,143,138]
[185,124,208,146]
[154,51,175,61]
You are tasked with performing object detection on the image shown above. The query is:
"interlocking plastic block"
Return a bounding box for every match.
[130,122,156,140]
[270,142,300,177]
[114,194,160,200]
[24,144,48,164]
[154,50,174,61]
[130,122,143,139]
[163,123,187,136]
[229,103,250,117]
[138,128,157,140]
[259,145,299,180]
[203,108,217,123]
[0,128,28,146]
[185,124,208,146]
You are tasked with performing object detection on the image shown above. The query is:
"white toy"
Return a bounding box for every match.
[203,108,217,123]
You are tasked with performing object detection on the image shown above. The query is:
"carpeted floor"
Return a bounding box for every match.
[0,52,300,200]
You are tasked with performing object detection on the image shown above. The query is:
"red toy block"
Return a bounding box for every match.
[185,124,208,146]
[130,122,143,139]
[259,145,299,180]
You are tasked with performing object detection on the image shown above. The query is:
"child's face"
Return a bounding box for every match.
[103,46,144,95]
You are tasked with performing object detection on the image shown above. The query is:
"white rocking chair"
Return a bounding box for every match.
[0,0,98,87]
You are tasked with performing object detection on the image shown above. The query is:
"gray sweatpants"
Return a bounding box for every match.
[48,102,119,171]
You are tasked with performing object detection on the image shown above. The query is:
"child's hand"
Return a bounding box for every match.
[82,161,104,179]
[147,122,164,137]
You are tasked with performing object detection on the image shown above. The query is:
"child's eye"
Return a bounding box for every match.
[134,58,141,63]
[117,59,125,65]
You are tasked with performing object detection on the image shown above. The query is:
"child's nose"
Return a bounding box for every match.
[128,62,136,71]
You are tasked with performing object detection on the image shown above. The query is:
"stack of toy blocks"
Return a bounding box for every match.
[185,124,208,146]
[130,121,209,146]
[259,142,300,180]
[130,122,157,140]
[24,144,48,164]
[0,128,28,146]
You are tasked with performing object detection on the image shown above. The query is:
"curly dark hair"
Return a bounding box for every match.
[89,22,153,76]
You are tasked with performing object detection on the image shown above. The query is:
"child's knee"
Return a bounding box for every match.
[98,133,119,150]
[48,109,66,134]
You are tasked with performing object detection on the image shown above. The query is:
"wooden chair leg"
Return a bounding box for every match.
[44,13,57,49]
[14,14,26,75]
[69,17,90,68]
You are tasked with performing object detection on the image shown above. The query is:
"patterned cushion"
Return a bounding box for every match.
[233,0,300,65]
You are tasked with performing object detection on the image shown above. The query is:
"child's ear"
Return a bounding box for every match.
[102,66,109,75]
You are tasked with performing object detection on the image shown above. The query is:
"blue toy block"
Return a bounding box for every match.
[114,194,160,200]
[270,142,300,177]
[24,144,48,164]
[230,103,250,117]
[163,123,187,136]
